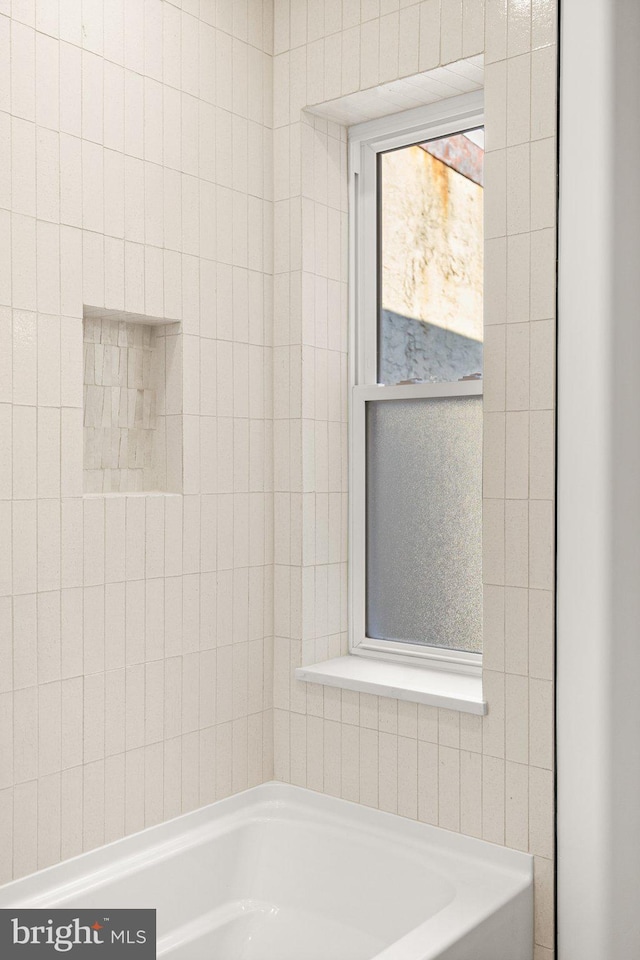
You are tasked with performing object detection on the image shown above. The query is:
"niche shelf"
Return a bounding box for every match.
[82,306,182,495]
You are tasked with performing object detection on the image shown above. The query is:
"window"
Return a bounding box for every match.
[349,93,484,672]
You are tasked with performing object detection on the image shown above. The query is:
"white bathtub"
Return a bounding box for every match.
[0,782,533,960]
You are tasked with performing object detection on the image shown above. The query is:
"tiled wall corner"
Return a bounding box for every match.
[1,2,556,954]
[272,0,557,955]
[0,0,275,884]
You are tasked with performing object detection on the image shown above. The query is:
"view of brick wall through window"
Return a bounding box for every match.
[379,134,484,384]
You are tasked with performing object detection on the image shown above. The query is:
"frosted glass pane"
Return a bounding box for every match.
[378,129,484,385]
[366,396,482,653]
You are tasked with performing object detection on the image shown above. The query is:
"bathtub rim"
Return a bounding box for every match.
[0,781,533,900]
[0,781,533,960]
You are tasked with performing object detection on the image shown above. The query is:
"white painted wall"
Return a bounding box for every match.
[558,0,640,957]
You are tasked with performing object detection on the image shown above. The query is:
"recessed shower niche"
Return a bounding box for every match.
[83,307,182,494]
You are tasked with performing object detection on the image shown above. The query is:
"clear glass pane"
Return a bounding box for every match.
[366,395,482,653]
[378,128,484,385]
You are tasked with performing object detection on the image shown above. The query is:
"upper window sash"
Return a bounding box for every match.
[348,91,484,388]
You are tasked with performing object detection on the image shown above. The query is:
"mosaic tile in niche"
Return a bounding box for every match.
[82,312,181,494]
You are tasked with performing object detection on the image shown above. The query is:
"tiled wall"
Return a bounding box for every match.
[0,1,556,954]
[0,0,275,881]
[271,2,557,958]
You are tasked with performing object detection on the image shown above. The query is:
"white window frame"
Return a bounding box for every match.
[348,91,485,675]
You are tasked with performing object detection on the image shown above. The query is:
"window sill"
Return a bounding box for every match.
[295,655,487,715]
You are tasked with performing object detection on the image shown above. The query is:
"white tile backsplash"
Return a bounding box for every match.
[1,0,274,882]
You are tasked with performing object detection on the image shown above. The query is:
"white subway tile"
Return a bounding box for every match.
[460,749,482,837]
[11,21,36,122]
[417,740,438,824]
[505,759,529,850]
[13,685,38,782]
[60,765,83,860]
[416,0,440,71]
[61,676,83,768]
[13,780,38,878]
[124,0,145,75]
[482,755,505,844]
[506,54,531,147]
[12,500,37,595]
[104,753,125,843]
[440,0,463,64]
[124,746,144,835]
[37,772,61,868]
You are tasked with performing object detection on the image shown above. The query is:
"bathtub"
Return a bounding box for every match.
[0,782,533,959]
